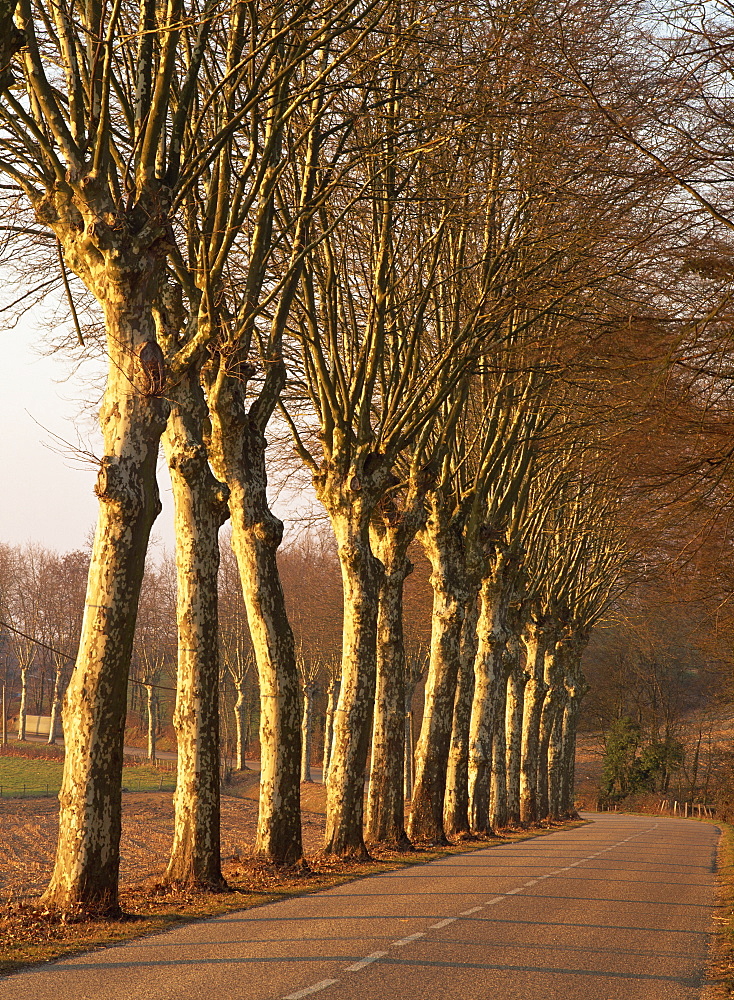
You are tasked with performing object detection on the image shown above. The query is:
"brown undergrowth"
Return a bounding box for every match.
[0,778,583,978]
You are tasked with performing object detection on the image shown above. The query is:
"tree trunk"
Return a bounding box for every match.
[537,639,563,821]
[560,633,588,815]
[490,638,518,832]
[301,681,315,783]
[234,685,247,771]
[468,568,508,836]
[409,518,467,845]
[322,675,339,783]
[17,665,27,741]
[547,701,565,819]
[519,619,549,825]
[443,595,478,838]
[41,287,168,915]
[366,540,411,848]
[206,376,303,867]
[144,684,157,762]
[323,502,381,858]
[505,652,527,826]
[404,686,416,800]
[162,370,229,890]
[47,664,63,746]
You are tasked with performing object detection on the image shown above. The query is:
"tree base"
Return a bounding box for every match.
[160,872,230,893]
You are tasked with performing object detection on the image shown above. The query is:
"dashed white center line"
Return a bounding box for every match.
[393,932,426,947]
[279,824,662,998]
[283,980,338,999]
[345,951,388,972]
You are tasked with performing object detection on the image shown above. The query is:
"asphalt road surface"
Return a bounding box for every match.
[0,813,718,1000]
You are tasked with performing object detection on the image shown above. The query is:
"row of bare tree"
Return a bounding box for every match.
[0,0,731,919]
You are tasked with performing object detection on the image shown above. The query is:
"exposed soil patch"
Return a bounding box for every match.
[0,785,326,903]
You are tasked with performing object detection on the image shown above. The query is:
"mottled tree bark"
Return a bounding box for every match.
[490,638,518,831]
[519,617,549,825]
[443,596,478,838]
[322,674,340,783]
[42,282,168,915]
[537,639,563,821]
[366,534,412,848]
[322,496,381,858]
[409,509,467,845]
[163,369,229,889]
[0,0,23,91]
[468,559,510,836]
[505,650,528,826]
[207,371,303,867]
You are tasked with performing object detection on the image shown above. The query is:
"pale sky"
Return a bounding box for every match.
[0,303,319,558]
[0,307,178,557]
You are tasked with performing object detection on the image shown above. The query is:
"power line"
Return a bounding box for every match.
[0,620,177,693]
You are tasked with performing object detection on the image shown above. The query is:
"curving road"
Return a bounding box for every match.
[0,814,718,1000]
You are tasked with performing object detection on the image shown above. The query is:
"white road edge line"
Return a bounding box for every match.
[393,932,426,946]
[430,917,457,929]
[283,979,339,999]
[345,951,388,972]
[459,906,482,915]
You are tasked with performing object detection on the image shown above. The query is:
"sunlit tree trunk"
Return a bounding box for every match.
[301,679,316,783]
[404,686,415,800]
[490,637,519,831]
[42,284,168,915]
[444,595,479,838]
[537,637,563,821]
[322,673,340,783]
[162,369,229,889]
[143,684,157,762]
[47,661,64,746]
[366,532,412,848]
[17,664,28,741]
[519,616,549,825]
[322,491,381,858]
[505,646,527,826]
[207,371,303,866]
[409,507,467,845]
[468,562,509,836]
[234,683,247,771]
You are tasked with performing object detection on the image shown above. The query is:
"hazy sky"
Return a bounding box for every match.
[0,308,178,557]
[0,305,318,558]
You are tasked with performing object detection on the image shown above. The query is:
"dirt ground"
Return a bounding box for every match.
[0,786,327,903]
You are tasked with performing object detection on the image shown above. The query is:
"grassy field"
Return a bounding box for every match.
[0,755,176,798]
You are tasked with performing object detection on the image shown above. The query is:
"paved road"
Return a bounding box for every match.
[0,814,718,1000]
